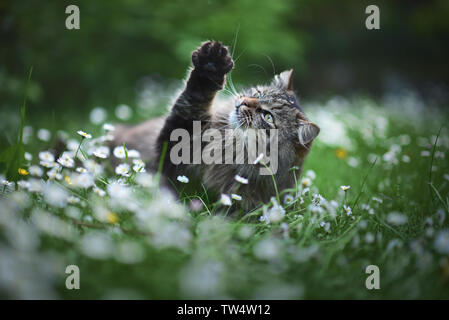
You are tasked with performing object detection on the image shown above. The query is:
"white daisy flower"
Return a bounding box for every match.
[253,238,281,261]
[135,173,155,188]
[234,174,248,184]
[37,128,51,141]
[329,200,339,209]
[89,107,107,124]
[305,170,316,180]
[77,130,92,139]
[312,193,324,205]
[343,205,352,216]
[113,146,127,159]
[99,134,114,142]
[107,181,131,200]
[29,165,43,177]
[83,159,103,176]
[27,179,43,192]
[262,203,285,223]
[383,149,399,165]
[347,157,359,168]
[127,149,141,158]
[74,173,94,189]
[386,212,408,226]
[238,225,254,240]
[115,163,130,177]
[57,154,75,168]
[2,180,15,188]
[17,180,30,189]
[93,186,106,197]
[24,152,33,161]
[309,203,324,214]
[42,183,68,208]
[67,196,81,204]
[76,167,87,173]
[402,155,410,163]
[39,151,55,163]
[220,194,232,206]
[132,160,146,173]
[40,160,59,168]
[231,193,242,201]
[340,185,351,191]
[301,177,311,187]
[115,104,133,120]
[47,169,63,180]
[132,159,144,165]
[283,194,294,205]
[364,233,375,244]
[103,123,115,132]
[177,175,189,183]
[434,230,449,254]
[93,146,110,159]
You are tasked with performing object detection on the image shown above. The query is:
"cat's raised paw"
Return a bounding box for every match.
[192,41,234,77]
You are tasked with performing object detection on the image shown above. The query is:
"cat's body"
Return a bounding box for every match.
[113,117,165,172]
[113,41,319,211]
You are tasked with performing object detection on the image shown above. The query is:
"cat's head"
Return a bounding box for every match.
[229,69,320,154]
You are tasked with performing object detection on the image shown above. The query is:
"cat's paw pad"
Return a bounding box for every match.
[192,41,234,76]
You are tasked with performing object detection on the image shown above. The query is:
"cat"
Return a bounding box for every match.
[112,41,320,211]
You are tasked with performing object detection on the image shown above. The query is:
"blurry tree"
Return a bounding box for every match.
[0,0,448,121]
[0,0,302,116]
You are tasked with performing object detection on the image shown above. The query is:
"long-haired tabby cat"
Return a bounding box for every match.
[112,41,319,211]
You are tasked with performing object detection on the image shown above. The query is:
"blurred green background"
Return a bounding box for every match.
[1,0,448,140]
[1,0,449,300]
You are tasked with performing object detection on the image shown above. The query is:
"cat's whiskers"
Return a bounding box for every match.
[248,63,268,77]
[226,74,239,97]
[220,88,237,98]
[262,53,276,77]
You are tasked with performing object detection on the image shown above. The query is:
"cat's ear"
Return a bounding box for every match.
[297,121,320,146]
[273,69,294,91]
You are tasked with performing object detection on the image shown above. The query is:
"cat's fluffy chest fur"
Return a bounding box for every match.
[112,41,319,211]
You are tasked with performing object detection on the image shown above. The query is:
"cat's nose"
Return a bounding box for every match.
[235,97,259,109]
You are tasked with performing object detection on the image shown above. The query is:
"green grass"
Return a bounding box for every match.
[0,94,449,299]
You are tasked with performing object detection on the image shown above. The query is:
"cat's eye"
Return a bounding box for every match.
[262,112,274,124]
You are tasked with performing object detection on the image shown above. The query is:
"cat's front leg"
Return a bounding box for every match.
[175,41,234,113]
[157,41,233,178]
[189,41,234,92]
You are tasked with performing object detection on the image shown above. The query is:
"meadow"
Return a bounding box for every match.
[1,81,448,299]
